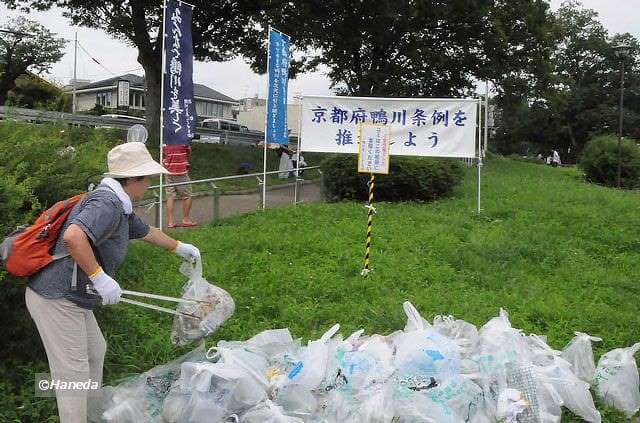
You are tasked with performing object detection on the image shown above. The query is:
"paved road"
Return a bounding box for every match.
[134,180,322,228]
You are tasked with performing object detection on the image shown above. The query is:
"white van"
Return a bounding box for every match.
[201,118,248,132]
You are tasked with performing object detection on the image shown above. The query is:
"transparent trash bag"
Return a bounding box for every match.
[240,400,304,423]
[100,344,206,422]
[560,332,602,383]
[535,357,601,423]
[283,324,340,390]
[171,259,235,346]
[593,342,640,417]
[394,302,461,384]
[178,362,266,414]
[433,314,479,359]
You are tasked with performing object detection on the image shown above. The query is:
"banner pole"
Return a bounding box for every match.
[158,0,168,230]
[484,81,489,157]
[262,27,271,211]
[477,99,482,214]
[361,173,375,277]
[294,96,303,204]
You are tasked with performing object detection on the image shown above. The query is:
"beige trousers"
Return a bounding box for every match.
[26,287,107,423]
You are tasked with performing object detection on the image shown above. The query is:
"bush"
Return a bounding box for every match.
[320,154,464,202]
[0,120,119,207]
[579,134,640,189]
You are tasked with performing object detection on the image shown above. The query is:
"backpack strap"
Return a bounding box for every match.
[67,186,118,291]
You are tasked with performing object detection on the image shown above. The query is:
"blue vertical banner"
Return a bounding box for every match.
[162,0,196,145]
[266,28,291,145]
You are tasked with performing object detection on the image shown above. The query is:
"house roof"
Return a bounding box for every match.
[76,73,237,103]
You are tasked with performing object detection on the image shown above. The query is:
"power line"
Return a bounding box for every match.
[76,41,117,76]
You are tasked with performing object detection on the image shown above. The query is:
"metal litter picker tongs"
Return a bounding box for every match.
[119,289,205,319]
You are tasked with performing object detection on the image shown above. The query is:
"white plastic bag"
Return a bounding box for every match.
[240,400,304,423]
[535,357,601,423]
[433,314,479,358]
[178,362,266,414]
[593,342,640,417]
[394,302,461,384]
[560,332,602,383]
[283,324,340,390]
[100,344,206,422]
[171,259,235,346]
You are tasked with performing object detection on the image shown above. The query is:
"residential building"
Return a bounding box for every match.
[65,73,238,121]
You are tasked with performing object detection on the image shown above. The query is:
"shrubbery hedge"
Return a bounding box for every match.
[579,134,640,189]
[320,154,464,202]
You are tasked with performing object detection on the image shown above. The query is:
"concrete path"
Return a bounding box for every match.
[134,180,322,228]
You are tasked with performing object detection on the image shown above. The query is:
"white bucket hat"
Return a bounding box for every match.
[104,142,169,178]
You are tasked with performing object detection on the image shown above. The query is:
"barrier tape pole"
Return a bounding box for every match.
[361,173,376,277]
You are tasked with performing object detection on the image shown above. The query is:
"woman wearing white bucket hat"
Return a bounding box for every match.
[26,142,201,423]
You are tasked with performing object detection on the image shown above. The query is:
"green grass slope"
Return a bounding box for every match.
[5,156,640,421]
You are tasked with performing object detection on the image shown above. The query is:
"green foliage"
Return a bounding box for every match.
[6,74,67,111]
[0,120,117,207]
[0,17,66,105]
[578,134,640,188]
[493,1,640,158]
[320,154,464,202]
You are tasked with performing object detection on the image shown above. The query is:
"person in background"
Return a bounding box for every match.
[163,144,198,228]
[551,149,561,167]
[297,153,307,177]
[26,142,201,423]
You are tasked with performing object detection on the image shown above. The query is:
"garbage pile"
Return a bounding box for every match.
[100,302,640,422]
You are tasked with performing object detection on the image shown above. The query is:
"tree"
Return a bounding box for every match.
[3,0,273,140]
[492,1,640,157]
[238,0,555,100]
[0,17,65,105]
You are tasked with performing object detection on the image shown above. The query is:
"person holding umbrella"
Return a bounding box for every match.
[26,142,201,423]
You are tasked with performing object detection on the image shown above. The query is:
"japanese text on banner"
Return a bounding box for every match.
[301,96,478,158]
[162,0,196,146]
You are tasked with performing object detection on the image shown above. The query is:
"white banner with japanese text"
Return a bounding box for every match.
[300,96,478,157]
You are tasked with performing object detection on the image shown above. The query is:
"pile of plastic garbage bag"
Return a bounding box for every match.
[99,302,640,422]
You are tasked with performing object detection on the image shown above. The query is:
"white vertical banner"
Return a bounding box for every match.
[117,80,130,107]
[358,124,391,174]
[300,96,477,158]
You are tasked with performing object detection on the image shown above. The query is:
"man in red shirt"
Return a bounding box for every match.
[162,144,198,228]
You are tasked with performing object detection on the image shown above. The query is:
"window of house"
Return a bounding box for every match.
[106,92,112,107]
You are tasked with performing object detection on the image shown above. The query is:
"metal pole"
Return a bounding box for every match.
[72,32,77,114]
[484,80,489,157]
[262,27,271,211]
[477,99,482,214]
[616,58,625,188]
[293,98,303,204]
[158,0,168,229]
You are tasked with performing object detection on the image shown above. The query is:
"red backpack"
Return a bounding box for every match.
[1,193,86,277]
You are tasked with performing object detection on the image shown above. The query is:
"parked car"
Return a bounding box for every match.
[201,118,248,132]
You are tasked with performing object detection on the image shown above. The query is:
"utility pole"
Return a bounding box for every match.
[72,32,77,114]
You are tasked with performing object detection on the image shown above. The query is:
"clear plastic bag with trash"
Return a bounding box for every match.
[393,302,462,385]
[560,332,602,383]
[593,342,640,418]
[534,356,601,423]
[100,344,206,422]
[171,258,235,346]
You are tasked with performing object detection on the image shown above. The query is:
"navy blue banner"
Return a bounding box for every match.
[162,0,196,145]
[266,29,290,145]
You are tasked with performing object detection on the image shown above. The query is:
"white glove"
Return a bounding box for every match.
[89,267,122,305]
[174,241,201,263]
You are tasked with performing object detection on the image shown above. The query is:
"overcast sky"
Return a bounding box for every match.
[1,0,638,101]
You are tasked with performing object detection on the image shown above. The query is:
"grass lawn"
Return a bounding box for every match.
[4,156,640,421]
